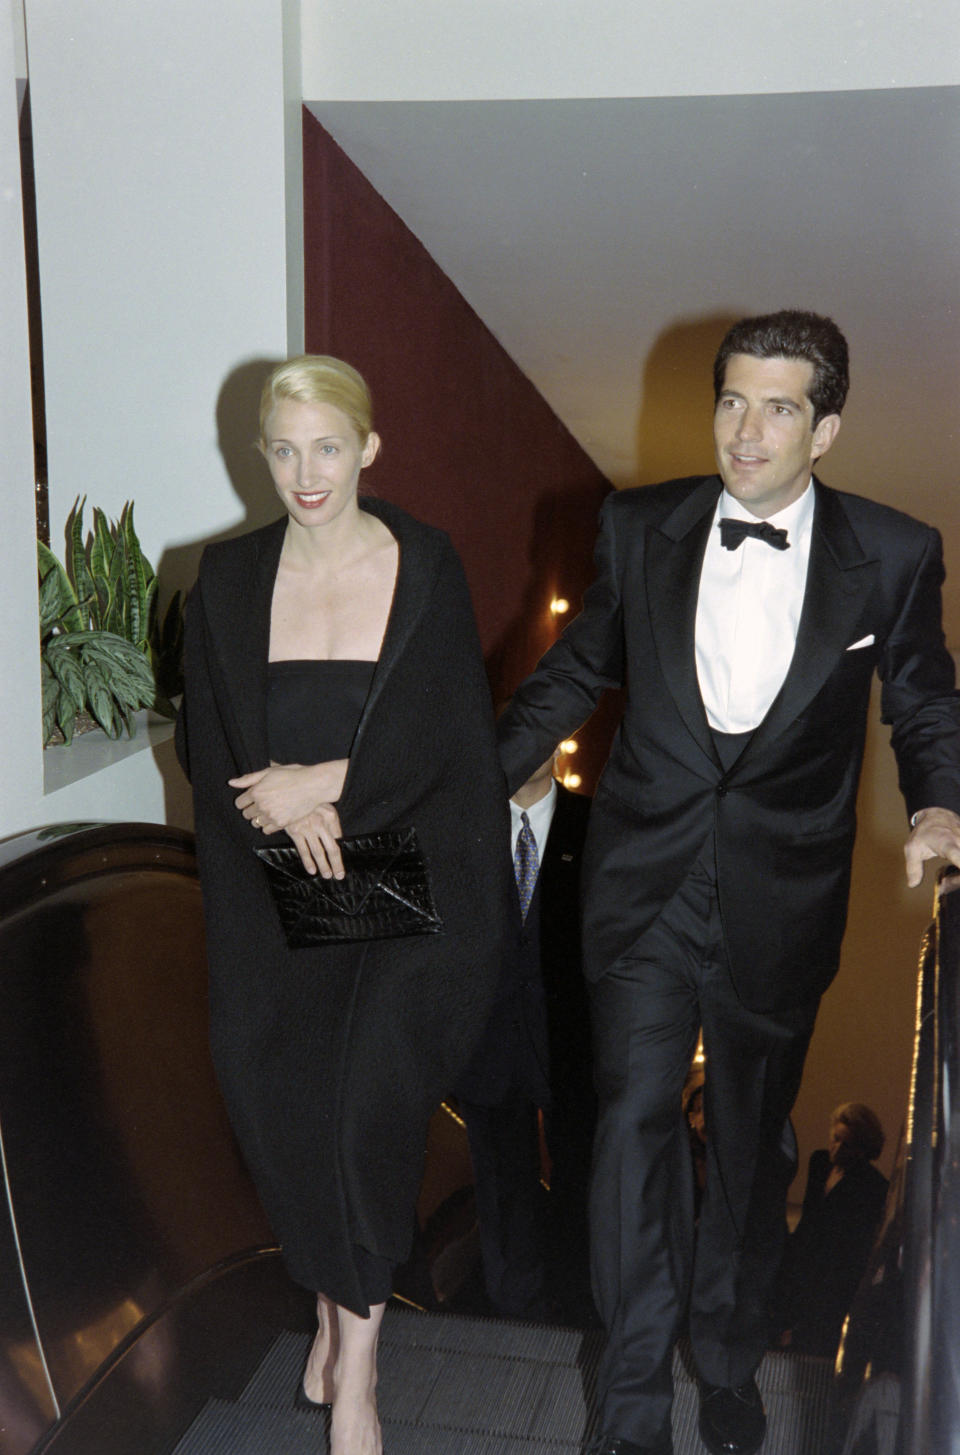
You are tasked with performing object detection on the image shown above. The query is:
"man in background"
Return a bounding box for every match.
[458,754,594,1324]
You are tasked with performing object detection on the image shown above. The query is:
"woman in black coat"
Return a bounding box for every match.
[772,1101,888,1357]
[176,356,508,1454]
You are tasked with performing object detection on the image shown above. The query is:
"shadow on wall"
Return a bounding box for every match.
[635,313,739,487]
[793,697,925,1193]
[487,311,744,787]
[484,479,617,791]
[152,357,285,828]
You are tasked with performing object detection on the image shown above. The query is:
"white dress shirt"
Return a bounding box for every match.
[510,780,557,878]
[695,483,815,733]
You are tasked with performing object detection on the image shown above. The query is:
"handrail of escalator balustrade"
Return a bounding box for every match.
[896,864,960,1455]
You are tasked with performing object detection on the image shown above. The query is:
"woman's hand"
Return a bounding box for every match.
[284,805,345,879]
[229,760,349,876]
[229,760,348,831]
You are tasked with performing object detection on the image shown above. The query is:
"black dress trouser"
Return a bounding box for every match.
[588,847,818,1445]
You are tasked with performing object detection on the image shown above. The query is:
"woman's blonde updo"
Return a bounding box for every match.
[259,355,374,445]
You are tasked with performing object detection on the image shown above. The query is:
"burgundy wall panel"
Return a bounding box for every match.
[303,111,619,787]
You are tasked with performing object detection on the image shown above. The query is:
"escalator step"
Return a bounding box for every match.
[173,1309,835,1454]
[173,1399,584,1454]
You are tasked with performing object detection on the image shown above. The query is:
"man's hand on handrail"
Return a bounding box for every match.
[905,806,960,888]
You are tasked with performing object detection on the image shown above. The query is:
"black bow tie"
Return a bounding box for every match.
[719,517,790,551]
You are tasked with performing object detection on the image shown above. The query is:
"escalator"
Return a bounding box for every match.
[0,824,954,1454]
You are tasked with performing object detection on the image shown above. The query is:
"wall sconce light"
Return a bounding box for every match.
[549,597,569,616]
[562,772,582,790]
[559,739,578,755]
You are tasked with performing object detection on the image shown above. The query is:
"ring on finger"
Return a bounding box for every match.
[253,816,262,828]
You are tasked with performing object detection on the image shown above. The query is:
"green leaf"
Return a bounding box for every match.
[83,631,155,707]
[38,541,83,634]
[104,543,125,634]
[121,504,150,647]
[66,497,97,628]
[41,661,60,745]
[89,508,114,583]
[38,564,67,636]
[141,577,158,652]
[84,663,121,737]
[56,693,79,744]
[46,641,85,712]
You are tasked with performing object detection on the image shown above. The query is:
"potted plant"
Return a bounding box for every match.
[38,498,184,746]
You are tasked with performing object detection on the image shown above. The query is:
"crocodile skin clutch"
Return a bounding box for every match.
[255,827,443,947]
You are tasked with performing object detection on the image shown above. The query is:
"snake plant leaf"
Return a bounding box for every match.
[104,540,125,634]
[89,508,115,584]
[143,575,158,644]
[120,504,151,649]
[67,497,99,628]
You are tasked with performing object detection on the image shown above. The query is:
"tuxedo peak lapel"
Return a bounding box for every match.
[743,482,879,760]
[646,479,721,766]
[658,476,723,542]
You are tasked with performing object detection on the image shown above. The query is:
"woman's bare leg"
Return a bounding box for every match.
[302,1292,339,1404]
[330,1300,385,1455]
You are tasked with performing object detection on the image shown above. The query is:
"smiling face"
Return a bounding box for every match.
[261,397,380,530]
[713,353,841,518]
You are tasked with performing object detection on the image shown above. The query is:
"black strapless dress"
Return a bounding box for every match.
[267,659,375,765]
[265,659,394,1304]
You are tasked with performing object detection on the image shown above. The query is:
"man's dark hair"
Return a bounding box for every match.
[713,310,849,425]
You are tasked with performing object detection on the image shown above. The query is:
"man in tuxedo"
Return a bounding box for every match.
[497,311,960,1455]
[458,755,594,1323]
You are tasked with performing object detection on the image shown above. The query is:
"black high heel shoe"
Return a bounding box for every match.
[295,1354,332,1412]
[295,1380,331,1412]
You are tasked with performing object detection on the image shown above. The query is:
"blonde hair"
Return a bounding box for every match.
[831,1102,884,1162]
[259,355,374,444]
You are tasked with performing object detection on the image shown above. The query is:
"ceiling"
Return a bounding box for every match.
[307,89,960,552]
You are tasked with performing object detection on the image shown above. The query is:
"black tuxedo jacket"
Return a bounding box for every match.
[457,782,591,1106]
[499,476,960,1013]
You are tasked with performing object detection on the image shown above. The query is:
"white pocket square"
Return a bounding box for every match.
[846,634,875,651]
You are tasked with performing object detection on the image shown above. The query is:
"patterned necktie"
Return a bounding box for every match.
[719,517,790,551]
[514,811,539,922]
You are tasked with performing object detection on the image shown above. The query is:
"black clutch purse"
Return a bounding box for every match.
[254,827,444,947]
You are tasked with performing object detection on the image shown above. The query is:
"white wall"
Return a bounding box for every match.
[1,1,43,819]
[1,0,303,841]
[302,0,960,101]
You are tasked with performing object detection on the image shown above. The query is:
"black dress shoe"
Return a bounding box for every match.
[698,1378,766,1454]
[584,1434,672,1455]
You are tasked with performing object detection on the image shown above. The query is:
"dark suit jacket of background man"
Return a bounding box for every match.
[457,782,595,1317]
[458,781,593,1114]
[499,474,960,1014]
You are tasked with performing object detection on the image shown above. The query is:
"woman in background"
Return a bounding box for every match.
[772,1101,888,1357]
[176,356,508,1454]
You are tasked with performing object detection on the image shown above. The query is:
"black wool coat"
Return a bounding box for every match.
[176,499,510,1314]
